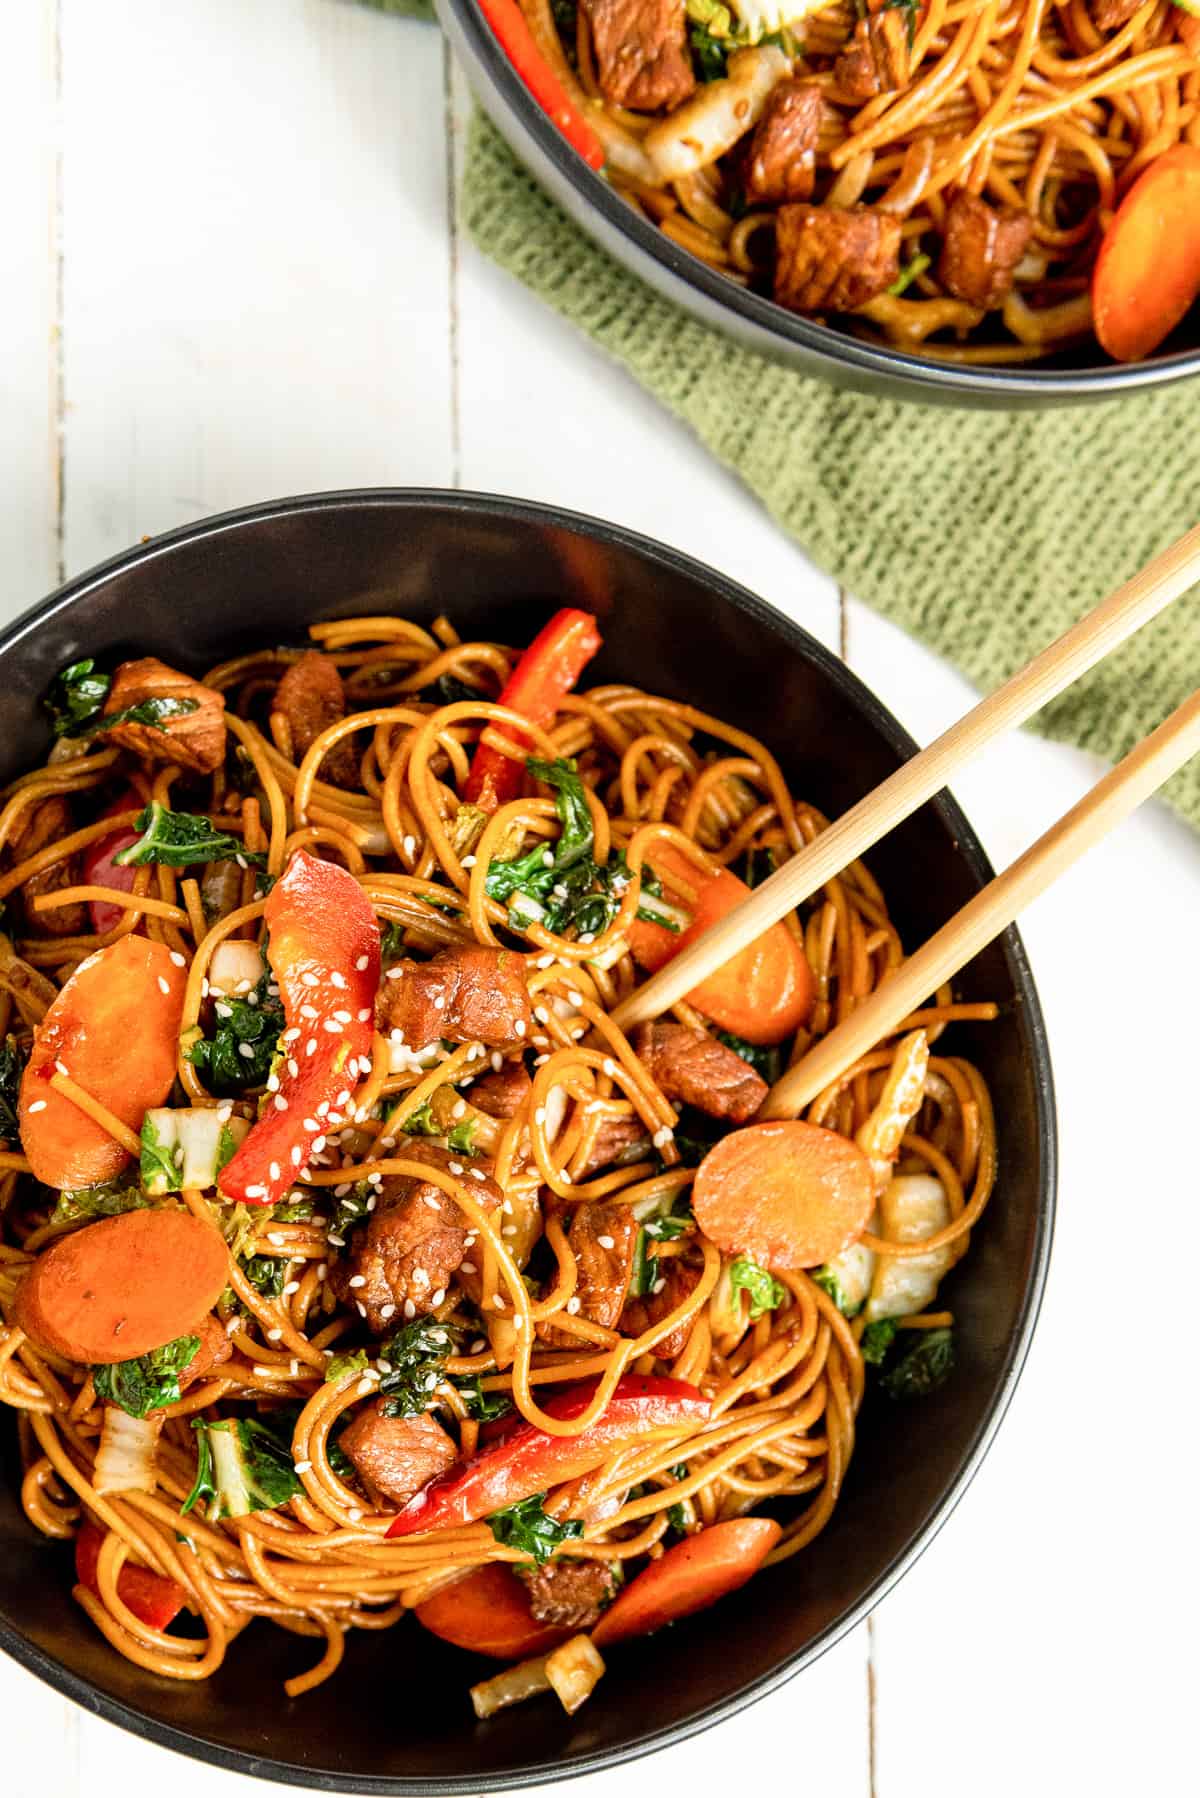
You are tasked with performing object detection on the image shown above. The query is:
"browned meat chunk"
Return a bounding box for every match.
[273,650,360,789]
[575,1114,651,1179]
[774,204,902,313]
[537,1202,638,1349]
[101,658,226,775]
[516,1558,621,1628]
[376,945,533,1051]
[338,1400,458,1508]
[834,10,911,103]
[620,1253,703,1360]
[469,1060,532,1119]
[580,0,695,111]
[330,1140,501,1332]
[744,82,824,207]
[180,1313,234,1388]
[9,797,85,937]
[1091,0,1141,28]
[634,1021,766,1123]
[938,190,1033,310]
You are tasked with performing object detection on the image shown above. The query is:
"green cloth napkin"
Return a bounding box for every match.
[367,0,1200,832]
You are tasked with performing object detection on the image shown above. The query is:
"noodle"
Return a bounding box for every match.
[0,615,997,1705]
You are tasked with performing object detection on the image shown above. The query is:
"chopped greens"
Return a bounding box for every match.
[376,1319,459,1417]
[140,1107,247,1195]
[859,1318,898,1365]
[52,1177,149,1227]
[423,672,489,707]
[485,756,667,941]
[113,801,264,869]
[79,695,199,739]
[0,1034,28,1140]
[879,1328,955,1400]
[889,251,932,298]
[379,920,406,962]
[183,1416,302,1519]
[487,1493,583,1565]
[740,845,778,890]
[325,1349,370,1383]
[453,1373,514,1422]
[630,1204,694,1299]
[45,658,111,737]
[241,1253,287,1301]
[329,1181,372,1248]
[93,1334,200,1419]
[729,1255,787,1322]
[811,1266,855,1315]
[186,971,285,1094]
[715,1030,782,1084]
[403,1098,479,1157]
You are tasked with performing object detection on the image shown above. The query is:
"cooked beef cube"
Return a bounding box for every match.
[537,1202,638,1349]
[180,1313,234,1388]
[1091,0,1142,28]
[9,797,86,937]
[634,1021,766,1123]
[580,0,695,111]
[575,1114,651,1179]
[330,1140,501,1332]
[376,944,533,1050]
[273,650,360,789]
[469,1060,532,1119]
[744,81,824,207]
[101,657,226,775]
[338,1400,458,1508]
[938,190,1033,309]
[620,1253,703,1360]
[774,204,902,313]
[517,1558,621,1628]
[834,10,911,103]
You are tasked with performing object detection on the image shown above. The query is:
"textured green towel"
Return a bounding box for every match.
[366,0,1200,831]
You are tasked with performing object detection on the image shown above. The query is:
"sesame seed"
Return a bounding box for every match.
[404,1299,417,1319]
[301,972,320,988]
[312,1136,326,1153]
[217,1104,233,1123]
[403,835,417,860]
[269,1161,281,1181]
[294,1459,312,1474]
[652,1126,674,1149]
[215,1002,232,1020]
[336,1090,351,1106]
[552,884,568,901]
[492,1295,505,1310]
[514,1020,527,1037]
[357,1007,371,1022]
[291,1145,304,1166]
[348,1506,363,1523]
[462,854,476,869]
[323,1019,343,1034]
[652,1277,667,1295]
[385,966,403,980]
[284,1280,300,1295]
[578,932,595,945]
[283,1027,300,1043]
[317,1101,330,1117]
[603,1058,618,1077]
[432,994,445,1011]
[54,1059,69,1077]
[356,954,369,971]
[597,1234,615,1249]
[461,1261,476,1274]
[169,950,187,967]
[567,1296,581,1314]
[534,1006,550,1025]
[300,1004,318,1019]
[268,1232,286,1246]
[226,1316,240,1335]
[267,1073,280,1092]
[303,1117,319,1132]
[491,1051,503,1072]
[348,1274,366,1289]
[328,1234,345,1248]
[379,1303,396,1320]
[288,1059,299,1078]
[331,971,347,989]
[432,1288,446,1306]
[421,1193,441,1210]
[470,1168,487,1182]
[237,1041,254,1059]
[235,853,248,870]
[334,1182,351,1197]
[560,1169,573,1185]
[333,1009,352,1024]
[448,1161,464,1176]
[502,1225,517,1238]
[267,1328,283,1341]
[244,1182,267,1198]
[471,1338,486,1353]
[157,975,171,995]
[536,955,554,969]
[356,1301,367,1317]
[306,1039,318,1056]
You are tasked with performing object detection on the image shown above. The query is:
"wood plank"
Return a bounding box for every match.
[58,0,454,579]
[845,595,1200,1795]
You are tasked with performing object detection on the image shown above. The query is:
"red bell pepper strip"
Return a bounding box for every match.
[218,850,380,1208]
[464,607,602,813]
[387,1374,709,1538]
[476,0,605,171]
[80,792,143,933]
[74,1522,187,1632]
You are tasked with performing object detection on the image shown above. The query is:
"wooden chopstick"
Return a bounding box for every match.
[611,523,1200,1037]
[760,685,1200,1119]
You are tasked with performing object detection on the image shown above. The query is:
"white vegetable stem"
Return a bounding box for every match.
[646,47,791,183]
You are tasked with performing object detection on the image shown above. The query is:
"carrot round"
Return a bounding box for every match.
[1093,145,1200,362]
[414,1564,570,1660]
[628,843,813,1045]
[592,1518,781,1648]
[17,936,186,1190]
[14,1210,229,1364]
[693,1120,875,1270]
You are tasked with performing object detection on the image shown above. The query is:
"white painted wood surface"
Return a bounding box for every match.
[1,3,1196,1794]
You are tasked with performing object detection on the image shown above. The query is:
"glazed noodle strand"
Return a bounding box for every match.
[0,614,997,1705]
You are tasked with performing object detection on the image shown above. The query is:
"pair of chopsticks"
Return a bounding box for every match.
[612,525,1200,1119]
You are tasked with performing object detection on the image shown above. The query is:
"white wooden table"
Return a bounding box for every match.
[2,3,1197,1794]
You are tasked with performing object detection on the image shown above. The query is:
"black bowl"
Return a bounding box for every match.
[0,491,1055,1790]
[437,0,1200,406]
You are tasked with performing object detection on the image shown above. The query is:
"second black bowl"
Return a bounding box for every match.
[0,490,1055,1790]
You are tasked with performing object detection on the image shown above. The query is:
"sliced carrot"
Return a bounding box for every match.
[14,1210,229,1364]
[628,843,813,1046]
[693,1120,875,1270]
[592,1518,781,1648]
[18,935,186,1190]
[74,1522,187,1632]
[414,1564,571,1661]
[1092,145,1200,362]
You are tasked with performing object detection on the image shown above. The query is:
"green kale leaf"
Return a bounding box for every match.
[377,1318,459,1417]
[183,1416,302,1519]
[859,1318,898,1365]
[880,1328,955,1400]
[729,1254,787,1322]
[0,1034,29,1140]
[186,971,284,1094]
[44,659,111,738]
[113,801,264,869]
[93,1334,200,1419]
[487,1492,584,1565]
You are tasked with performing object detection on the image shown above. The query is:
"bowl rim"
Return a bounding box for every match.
[437,0,1200,404]
[0,488,1057,1791]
